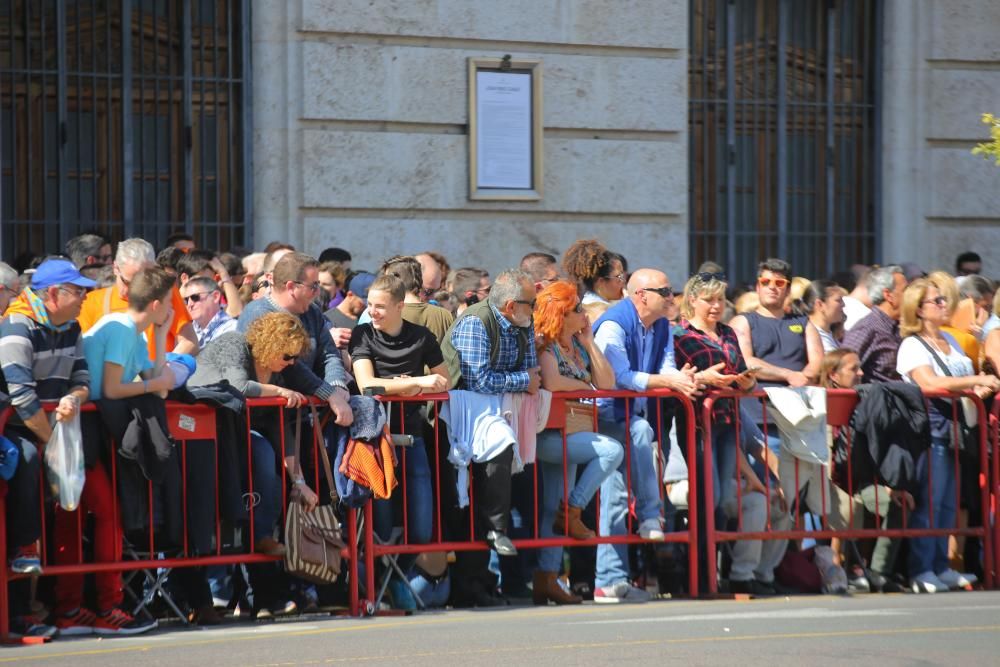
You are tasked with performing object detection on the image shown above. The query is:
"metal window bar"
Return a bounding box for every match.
[0,0,248,263]
[689,0,880,286]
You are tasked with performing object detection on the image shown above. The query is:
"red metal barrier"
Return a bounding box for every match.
[702,388,995,595]
[0,397,359,643]
[355,388,700,614]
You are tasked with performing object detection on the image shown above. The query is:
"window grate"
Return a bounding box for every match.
[0,0,251,264]
[689,0,881,286]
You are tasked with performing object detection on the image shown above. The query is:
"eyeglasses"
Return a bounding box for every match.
[607,272,625,283]
[58,285,89,298]
[281,353,299,363]
[642,286,674,298]
[758,277,789,289]
[922,296,947,307]
[514,299,537,309]
[696,271,727,282]
[183,291,214,304]
[294,281,321,293]
[252,279,270,292]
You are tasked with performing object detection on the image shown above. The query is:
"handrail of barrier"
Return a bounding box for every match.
[991,399,1000,588]
[356,387,700,613]
[701,387,994,595]
[0,396,360,643]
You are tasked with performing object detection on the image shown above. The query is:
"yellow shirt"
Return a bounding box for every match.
[78,285,191,361]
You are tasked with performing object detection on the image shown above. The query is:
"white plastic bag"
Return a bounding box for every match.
[45,412,85,511]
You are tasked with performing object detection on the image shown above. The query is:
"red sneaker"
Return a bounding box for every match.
[54,607,98,636]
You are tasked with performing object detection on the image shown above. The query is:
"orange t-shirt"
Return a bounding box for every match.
[942,325,982,374]
[78,285,192,361]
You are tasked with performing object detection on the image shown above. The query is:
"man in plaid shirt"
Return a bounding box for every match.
[842,266,907,383]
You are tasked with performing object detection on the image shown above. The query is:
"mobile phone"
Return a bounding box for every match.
[363,386,386,397]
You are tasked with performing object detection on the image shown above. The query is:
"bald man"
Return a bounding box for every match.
[415,253,443,303]
[590,268,699,603]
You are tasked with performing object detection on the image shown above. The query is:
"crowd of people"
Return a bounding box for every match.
[1,233,999,639]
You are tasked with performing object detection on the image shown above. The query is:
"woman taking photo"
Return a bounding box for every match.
[895,278,999,593]
[531,280,623,605]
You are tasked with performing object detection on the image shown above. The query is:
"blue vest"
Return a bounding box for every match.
[593,299,673,420]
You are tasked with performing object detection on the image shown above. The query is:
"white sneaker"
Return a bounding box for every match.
[936,569,977,589]
[638,518,665,540]
[911,571,947,594]
[593,581,653,604]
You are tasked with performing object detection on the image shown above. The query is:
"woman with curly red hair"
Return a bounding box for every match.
[531,280,624,605]
[561,239,626,306]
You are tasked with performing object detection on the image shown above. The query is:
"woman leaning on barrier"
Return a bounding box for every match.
[188,311,315,556]
[895,278,1000,594]
[531,280,624,605]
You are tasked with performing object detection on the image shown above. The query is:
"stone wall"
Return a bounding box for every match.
[882,0,1000,277]
[253,0,689,283]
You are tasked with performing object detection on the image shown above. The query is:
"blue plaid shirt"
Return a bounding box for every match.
[450,304,537,395]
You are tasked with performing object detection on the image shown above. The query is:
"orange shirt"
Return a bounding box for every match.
[942,325,981,373]
[78,285,192,361]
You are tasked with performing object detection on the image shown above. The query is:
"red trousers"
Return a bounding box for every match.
[53,462,124,614]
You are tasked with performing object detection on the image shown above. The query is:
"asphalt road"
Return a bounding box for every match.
[5,591,1000,666]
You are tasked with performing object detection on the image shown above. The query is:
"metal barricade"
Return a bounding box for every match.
[355,388,700,614]
[702,387,994,595]
[0,397,359,643]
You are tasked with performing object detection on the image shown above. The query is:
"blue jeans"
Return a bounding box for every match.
[595,416,660,588]
[710,425,738,512]
[408,570,450,607]
[908,440,957,577]
[249,432,280,541]
[373,437,432,546]
[2,433,41,551]
[536,428,624,573]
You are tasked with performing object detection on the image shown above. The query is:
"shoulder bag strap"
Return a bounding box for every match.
[309,402,339,504]
[913,335,953,377]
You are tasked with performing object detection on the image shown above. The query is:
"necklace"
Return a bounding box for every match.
[921,334,949,354]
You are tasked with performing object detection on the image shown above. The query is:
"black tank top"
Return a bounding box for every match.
[744,311,809,375]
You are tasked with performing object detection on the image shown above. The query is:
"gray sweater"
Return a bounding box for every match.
[187,331,265,397]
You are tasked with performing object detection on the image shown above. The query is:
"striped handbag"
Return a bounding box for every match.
[284,405,346,584]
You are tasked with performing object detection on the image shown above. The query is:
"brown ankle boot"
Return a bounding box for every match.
[533,570,582,606]
[552,501,596,540]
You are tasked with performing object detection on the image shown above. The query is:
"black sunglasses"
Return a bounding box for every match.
[252,279,270,291]
[642,286,674,298]
[281,353,299,363]
[183,291,214,304]
[696,271,726,282]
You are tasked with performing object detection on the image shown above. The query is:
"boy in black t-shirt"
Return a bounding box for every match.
[348,274,448,607]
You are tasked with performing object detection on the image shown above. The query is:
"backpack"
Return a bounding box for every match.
[440,300,528,390]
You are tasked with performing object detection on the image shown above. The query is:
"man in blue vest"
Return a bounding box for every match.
[592,268,699,603]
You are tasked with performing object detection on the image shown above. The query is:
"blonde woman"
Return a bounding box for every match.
[895,279,999,593]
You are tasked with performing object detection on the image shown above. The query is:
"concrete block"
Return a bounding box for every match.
[926,69,1000,140]
[926,147,1000,219]
[928,0,1000,61]
[301,129,686,215]
[302,42,685,131]
[301,0,687,50]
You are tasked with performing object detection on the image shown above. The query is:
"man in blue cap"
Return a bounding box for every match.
[0,258,94,638]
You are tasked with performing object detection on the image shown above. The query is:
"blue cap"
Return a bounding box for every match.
[348,272,377,304]
[31,259,97,290]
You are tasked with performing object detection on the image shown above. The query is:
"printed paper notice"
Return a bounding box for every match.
[476,71,532,189]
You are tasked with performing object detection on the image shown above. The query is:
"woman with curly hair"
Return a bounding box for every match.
[530,280,623,605]
[561,239,626,306]
[188,311,315,557]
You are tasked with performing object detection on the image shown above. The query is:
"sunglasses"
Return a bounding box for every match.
[294,280,321,293]
[643,286,674,298]
[252,279,270,292]
[758,277,789,289]
[696,271,727,282]
[183,291,214,304]
[281,353,299,363]
[922,296,947,307]
[419,287,436,299]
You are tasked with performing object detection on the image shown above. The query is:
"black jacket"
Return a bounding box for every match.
[833,382,931,495]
